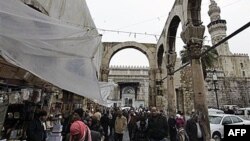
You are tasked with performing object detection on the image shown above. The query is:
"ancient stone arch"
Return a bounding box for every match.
[156,0,210,140]
[100,41,158,106]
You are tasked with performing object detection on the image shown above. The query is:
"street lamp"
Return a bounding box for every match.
[212,70,219,109]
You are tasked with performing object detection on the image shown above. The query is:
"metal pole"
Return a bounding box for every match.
[161,21,250,81]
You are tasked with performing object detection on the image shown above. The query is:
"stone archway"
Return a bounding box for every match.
[101,41,157,106]
[157,0,210,140]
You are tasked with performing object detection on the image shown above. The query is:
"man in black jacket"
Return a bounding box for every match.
[185,113,205,141]
[148,107,169,141]
[26,110,47,141]
[168,114,177,141]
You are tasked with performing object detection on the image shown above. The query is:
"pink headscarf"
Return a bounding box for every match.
[70,121,92,141]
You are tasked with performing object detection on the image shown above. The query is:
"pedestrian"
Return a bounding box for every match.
[134,116,149,141]
[94,108,102,121]
[100,112,109,141]
[185,113,205,141]
[147,107,169,141]
[109,110,116,136]
[168,114,177,141]
[26,110,47,141]
[176,114,188,141]
[70,108,91,141]
[127,110,137,141]
[88,116,105,141]
[114,110,127,141]
[176,114,185,129]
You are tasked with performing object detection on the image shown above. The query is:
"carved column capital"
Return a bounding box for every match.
[181,24,205,59]
[166,52,177,75]
[188,44,202,59]
[181,24,205,45]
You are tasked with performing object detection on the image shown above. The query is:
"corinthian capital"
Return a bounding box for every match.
[181,23,205,59]
[181,24,205,46]
[165,52,176,75]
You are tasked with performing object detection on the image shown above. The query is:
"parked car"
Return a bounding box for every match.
[221,105,239,110]
[235,107,250,120]
[209,113,250,141]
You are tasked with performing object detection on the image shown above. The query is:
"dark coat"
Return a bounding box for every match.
[26,118,46,141]
[134,121,149,141]
[185,119,205,141]
[168,117,177,141]
[91,130,102,141]
[147,115,168,140]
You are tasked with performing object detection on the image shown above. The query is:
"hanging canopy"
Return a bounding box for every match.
[99,81,117,107]
[0,0,104,103]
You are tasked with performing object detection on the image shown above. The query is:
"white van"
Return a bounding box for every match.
[235,107,250,120]
[221,105,239,110]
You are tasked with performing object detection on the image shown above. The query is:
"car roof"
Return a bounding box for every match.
[208,108,224,112]
[209,113,236,117]
[238,107,250,110]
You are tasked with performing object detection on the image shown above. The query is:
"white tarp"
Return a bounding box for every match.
[99,82,116,107]
[0,0,104,103]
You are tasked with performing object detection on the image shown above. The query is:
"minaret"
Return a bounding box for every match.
[207,0,231,55]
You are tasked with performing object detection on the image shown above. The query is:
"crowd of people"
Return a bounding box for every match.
[25,107,208,141]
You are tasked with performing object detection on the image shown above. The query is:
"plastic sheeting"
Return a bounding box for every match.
[0,0,104,103]
[99,82,116,107]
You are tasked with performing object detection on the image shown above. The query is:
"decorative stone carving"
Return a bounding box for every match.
[181,24,205,46]
[181,24,205,59]
[166,52,177,75]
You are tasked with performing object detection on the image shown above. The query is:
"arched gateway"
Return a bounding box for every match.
[100,41,161,106]
[100,0,210,139]
[101,0,210,140]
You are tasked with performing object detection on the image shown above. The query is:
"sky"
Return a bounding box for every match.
[86,0,250,66]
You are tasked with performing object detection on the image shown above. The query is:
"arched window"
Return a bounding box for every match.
[122,86,135,94]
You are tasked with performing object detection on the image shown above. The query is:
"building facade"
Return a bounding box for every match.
[107,66,149,108]
[178,0,250,114]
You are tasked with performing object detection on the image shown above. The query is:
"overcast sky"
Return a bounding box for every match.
[86,0,250,66]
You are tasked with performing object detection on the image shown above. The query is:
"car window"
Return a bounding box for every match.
[209,116,223,124]
[235,110,244,115]
[222,116,232,125]
[230,116,243,123]
[248,110,250,115]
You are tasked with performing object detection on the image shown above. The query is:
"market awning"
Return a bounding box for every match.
[0,0,104,103]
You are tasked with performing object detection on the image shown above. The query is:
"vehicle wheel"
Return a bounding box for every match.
[212,132,222,141]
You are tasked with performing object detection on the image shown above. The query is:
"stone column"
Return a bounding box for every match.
[166,52,177,116]
[148,68,156,107]
[181,24,211,141]
[155,68,163,108]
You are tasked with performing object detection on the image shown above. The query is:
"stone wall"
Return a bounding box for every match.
[179,66,194,115]
[180,67,250,113]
